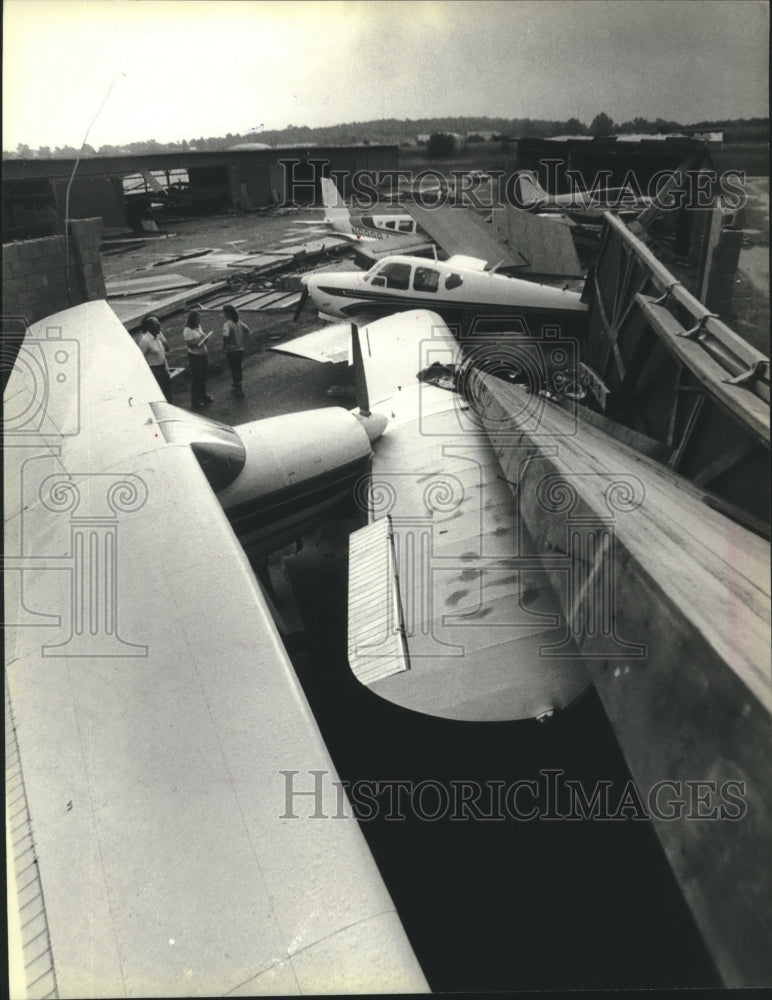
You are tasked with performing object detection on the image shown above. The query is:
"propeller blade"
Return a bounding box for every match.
[351,322,370,416]
[350,320,387,444]
[293,286,309,322]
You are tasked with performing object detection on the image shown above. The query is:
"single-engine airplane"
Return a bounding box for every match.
[4,300,426,997]
[296,177,429,246]
[295,252,589,336]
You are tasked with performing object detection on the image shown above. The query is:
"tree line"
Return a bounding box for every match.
[4,115,768,159]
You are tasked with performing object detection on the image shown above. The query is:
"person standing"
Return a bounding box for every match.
[183,310,213,408]
[222,304,249,398]
[138,315,173,402]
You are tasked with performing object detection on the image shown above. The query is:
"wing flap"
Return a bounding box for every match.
[348,517,409,685]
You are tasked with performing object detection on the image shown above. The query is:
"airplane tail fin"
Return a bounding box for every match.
[320,177,353,234]
[515,171,548,207]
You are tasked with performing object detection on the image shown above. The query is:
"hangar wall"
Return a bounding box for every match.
[3,146,400,238]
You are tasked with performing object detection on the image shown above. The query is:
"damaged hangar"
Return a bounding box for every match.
[2,144,399,241]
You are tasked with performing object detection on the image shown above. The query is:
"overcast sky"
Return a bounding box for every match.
[3,0,769,151]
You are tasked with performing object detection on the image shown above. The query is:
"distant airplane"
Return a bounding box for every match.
[296,252,589,334]
[515,170,652,221]
[4,300,426,996]
[298,177,426,243]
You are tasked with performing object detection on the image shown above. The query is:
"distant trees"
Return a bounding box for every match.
[427,132,457,157]
[564,118,586,135]
[589,112,615,136]
[2,114,768,160]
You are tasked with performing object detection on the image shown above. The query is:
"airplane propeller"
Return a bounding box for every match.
[350,320,387,444]
[293,285,310,322]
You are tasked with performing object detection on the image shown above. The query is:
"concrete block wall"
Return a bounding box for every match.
[2,218,105,325]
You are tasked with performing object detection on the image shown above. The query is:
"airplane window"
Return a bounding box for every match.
[361,216,375,228]
[385,220,397,230]
[413,267,440,293]
[380,262,412,291]
[445,273,463,290]
[398,220,413,233]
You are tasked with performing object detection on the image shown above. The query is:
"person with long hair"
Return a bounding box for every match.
[138,315,172,402]
[183,309,213,409]
[222,304,249,398]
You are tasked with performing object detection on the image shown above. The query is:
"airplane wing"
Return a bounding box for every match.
[4,301,428,997]
[285,311,592,721]
[490,205,584,278]
[271,322,353,364]
[344,233,437,264]
[403,202,528,271]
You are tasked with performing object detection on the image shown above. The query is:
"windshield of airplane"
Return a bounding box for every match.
[369,261,411,290]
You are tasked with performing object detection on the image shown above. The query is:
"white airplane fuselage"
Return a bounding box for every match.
[303,254,589,335]
[342,213,421,240]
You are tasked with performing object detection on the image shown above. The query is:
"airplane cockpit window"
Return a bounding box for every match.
[398,220,414,233]
[361,216,375,228]
[445,272,463,291]
[413,267,440,293]
[378,262,412,290]
[384,220,397,230]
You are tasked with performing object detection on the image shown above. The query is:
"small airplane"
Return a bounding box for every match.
[4,300,426,996]
[298,177,427,244]
[295,252,589,335]
[514,170,652,221]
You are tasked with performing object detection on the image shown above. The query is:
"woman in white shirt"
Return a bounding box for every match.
[183,310,213,409]
[137,315,173,402]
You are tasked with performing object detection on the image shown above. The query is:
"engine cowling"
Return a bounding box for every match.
[218,407,374,555]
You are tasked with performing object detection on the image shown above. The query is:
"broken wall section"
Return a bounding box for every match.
[2,218,106,325]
